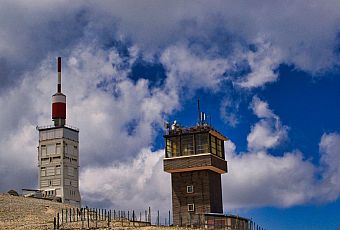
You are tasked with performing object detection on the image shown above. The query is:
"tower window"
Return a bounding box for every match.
[195,133,209,154]
[187,185,194,193]
[216,139,222,157]
[188,204,195,212]
[166,136,180,157]
[211,136,216,155]
[181,134,194,156]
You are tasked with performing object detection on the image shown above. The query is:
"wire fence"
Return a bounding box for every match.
[52,208,266,229]
[52,207,171,229]
[175,213,267,230]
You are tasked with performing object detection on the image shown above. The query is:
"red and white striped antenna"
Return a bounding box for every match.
[52,57,66,126]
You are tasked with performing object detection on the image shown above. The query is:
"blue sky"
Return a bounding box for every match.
[0,1,339,229]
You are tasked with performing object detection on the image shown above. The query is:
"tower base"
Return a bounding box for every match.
[171,170,223,226]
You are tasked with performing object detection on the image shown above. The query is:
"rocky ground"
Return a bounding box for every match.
[0,193,191,230]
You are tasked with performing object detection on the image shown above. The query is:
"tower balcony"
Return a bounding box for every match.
[164,153,227,174]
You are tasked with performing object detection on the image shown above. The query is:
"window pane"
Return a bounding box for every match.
[181,135,194,156]
[217,139,222,157]
[47,145,55,155]
[211,136,216,155]
[196,133,209,154]
[166,136,180,157]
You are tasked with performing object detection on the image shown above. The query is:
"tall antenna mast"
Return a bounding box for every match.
[52,57,66,126]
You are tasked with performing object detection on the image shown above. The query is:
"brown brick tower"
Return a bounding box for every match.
[163,117,228,226]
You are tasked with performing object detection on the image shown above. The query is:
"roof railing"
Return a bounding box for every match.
[36,124,79,131]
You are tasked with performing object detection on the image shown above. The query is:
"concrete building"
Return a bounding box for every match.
[163,111,228,226]
[37,57,81,207]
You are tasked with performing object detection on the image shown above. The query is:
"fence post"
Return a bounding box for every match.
[108,210,110,228]
[95,209,97,228]
[87,208,90,228]
[133,210,135,226]
[121,211,123,227]
[157,210,160,226]
[57,212,60,229]
[148,207,151,223]
[81,209,84,229]
[65,209,68,223]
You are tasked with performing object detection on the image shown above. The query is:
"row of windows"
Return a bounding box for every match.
[166,133,224,158]
[41,166,77,177]
[41,165,61,176]
[41,179,61,187]
[41,143,78,156]
[41,179,78,188]
[39,128,78,142]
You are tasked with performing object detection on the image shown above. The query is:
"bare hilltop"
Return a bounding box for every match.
[0,193,189,230]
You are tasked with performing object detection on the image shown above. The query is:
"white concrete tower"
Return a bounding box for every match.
[37,57,81,207]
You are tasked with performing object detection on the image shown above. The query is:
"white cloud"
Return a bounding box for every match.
[0,42,179,191]
[236,40,282,88]
[161,44,230,94]
[223,148,315,209]
[223,132,340,209]
[247,96,288,151]
[2,1,339,92]
[318,133,340,202]
[250,95,276,119]
[0,0,339,214]
[80,148,170,211]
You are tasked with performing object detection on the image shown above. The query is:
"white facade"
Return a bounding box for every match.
[37,126,81,207]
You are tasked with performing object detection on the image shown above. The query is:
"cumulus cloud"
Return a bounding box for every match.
[223,132,340,210]
[223,148,315,209]
[1,1,339,93]
[80,148,170,211]
[161,44,230,94]
[247,96,288,151]
[220,97,340,210]
[318,133,340,202]
[0,0,339,214]
[236,40,282,88]
[220,95,241,127]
